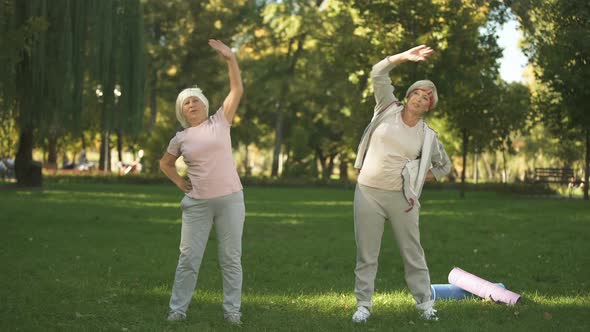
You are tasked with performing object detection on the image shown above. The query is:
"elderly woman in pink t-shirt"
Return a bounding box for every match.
[160,39,245,325]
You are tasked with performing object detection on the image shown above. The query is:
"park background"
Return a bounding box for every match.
[0,0,588,196]
[1,0,589,331]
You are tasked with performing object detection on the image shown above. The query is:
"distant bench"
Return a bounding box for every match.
[534,168,574,184]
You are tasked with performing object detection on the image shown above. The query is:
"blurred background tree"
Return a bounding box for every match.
[0,0,587,200]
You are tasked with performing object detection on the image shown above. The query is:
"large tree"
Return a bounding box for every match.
[512,0,590,199]
[485,81,531,182]
[0,1,46,161]
[1,0,146,185]
[431,0,507,197]
[236,0,325,177]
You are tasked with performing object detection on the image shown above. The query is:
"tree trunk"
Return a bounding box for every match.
[339,155,349,183]
[585,128,589,200]
[244,143,251,177]
[148,87,157,132]
[116,129,123,163]
[502,148,508,184]
[482,153,493,181]
[15,126,42,187]
[473,151,479,184]
[99,130,111,171]
[311,154,319,178]
[322,158,331,181]
[460,128,468,198]
[316,149,327,180]
[324,152,337,181]
[271,107,284,177]
[492,153,500,181]
[47,131,58,170]
[271,34,306,177]
[148,21,161,132]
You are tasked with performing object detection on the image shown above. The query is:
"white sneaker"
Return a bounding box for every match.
[166,311,186,321]
[352,306,371,323]
[421,307,439,321]
[225,313,242,325]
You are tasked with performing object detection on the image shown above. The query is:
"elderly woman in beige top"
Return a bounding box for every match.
[160,39,245,325]
[352,45,451,323]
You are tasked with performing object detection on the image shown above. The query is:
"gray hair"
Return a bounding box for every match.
[405,80,438,109]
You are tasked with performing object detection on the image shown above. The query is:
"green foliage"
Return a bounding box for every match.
[287,125,310,162]
[513,0,589,198]
[0,1,48,113]
[426,116,461,157]
[210,0,529,181]
[86,0,147,134]
[522,123,584,167]
[2,0,580,184]
[486,82,531,154]
[282,125,315,177]
[515,0,590,129]
[0,0,148,184]
[432,1,506,135]
[13,0,79,130]
[0,112,18,157]
[1,0,146,132]
[137,97,180,174]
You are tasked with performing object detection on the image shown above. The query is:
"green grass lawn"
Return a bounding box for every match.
[1,183,588,331]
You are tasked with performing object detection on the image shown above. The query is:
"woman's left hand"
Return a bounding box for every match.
[209,39,234,60]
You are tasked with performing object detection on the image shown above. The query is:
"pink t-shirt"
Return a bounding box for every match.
[166,107,243,199]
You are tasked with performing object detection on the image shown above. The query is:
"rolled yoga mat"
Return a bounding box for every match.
[448,267,521,305]
[431,283,505,300]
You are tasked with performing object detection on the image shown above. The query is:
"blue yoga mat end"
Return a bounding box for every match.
[432,283,505,300]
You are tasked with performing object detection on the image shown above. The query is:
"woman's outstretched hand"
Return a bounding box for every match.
[403,45,434,62]
[209,39,234,60]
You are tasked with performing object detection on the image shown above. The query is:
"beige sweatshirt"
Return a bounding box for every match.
[357,110,425,191]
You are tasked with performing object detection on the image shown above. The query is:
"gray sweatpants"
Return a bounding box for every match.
[354,184,434,311]
[169,190,245,317]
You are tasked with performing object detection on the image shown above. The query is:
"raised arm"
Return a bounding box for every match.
[208,39,244,123]
[371,45,434,113]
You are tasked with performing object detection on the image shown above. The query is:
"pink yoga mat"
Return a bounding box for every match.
[448,267,521,305]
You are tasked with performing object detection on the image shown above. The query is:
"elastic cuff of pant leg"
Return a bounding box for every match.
[357,300,373,309]
[169,310,186,317]
[224,311,241,318]
[416,299,435,311]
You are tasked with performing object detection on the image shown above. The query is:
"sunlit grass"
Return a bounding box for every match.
[1,182,588,331]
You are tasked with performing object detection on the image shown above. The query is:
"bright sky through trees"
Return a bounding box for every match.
[498,19,528,83]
